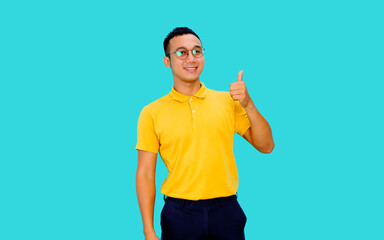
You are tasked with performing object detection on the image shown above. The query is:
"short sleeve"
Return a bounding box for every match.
[234,100,251,137]
[136,107,159,153]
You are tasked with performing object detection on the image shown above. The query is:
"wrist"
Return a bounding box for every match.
[244,100,255,111]
[144,229,156,236]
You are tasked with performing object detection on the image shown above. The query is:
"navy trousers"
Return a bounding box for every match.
[161,195,247,240]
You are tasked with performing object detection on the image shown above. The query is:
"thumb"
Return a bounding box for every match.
[237,70,244,82]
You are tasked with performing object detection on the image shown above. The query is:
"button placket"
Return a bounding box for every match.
[189,97,198,127]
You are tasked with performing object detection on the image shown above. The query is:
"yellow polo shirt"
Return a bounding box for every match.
[136,83,250,200]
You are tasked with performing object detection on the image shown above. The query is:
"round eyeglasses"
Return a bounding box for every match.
[166,47,205,60]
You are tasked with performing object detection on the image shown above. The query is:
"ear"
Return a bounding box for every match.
[163,56,171,68]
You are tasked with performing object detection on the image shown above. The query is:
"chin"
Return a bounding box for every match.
[184,73,203,82]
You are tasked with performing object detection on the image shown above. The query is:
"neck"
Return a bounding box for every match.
[173,80,201,96]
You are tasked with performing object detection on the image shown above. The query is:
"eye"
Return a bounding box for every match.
[192,48,202,55]
[176,50,187,57]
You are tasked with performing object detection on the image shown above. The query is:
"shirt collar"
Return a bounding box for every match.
[169,82,208,102]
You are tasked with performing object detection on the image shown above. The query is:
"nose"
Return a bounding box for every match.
[185,50,196,62]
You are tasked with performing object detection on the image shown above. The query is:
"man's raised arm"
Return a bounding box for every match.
[230,70,275,153]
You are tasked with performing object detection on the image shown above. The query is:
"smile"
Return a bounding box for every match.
[184,67,198,72]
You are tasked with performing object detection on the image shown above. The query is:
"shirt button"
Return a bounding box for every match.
[192,110,196,113]
[190,98,193,101]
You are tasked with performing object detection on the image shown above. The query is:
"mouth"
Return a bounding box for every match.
[184,67,198,72]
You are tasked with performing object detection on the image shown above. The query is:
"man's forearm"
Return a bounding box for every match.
[244,100,274,153]
[136,174,157,236]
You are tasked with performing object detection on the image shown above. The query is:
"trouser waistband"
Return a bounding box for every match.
[164,195,237,207]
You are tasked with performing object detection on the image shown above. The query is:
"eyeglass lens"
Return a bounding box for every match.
[175,47,203,59]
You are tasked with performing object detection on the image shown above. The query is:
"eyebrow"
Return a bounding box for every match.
[175,45,202,51]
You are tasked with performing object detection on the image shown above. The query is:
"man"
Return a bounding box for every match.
[136,27,274,240]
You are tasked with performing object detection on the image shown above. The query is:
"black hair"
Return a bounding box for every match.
[163,27,201,56]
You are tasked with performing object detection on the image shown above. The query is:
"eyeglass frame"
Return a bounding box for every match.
[166,46,205,60]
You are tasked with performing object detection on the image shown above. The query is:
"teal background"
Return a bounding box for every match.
[1,0,383,239]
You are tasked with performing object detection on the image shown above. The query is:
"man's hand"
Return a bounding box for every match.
[230,70,252,108]
[145,232,160,240]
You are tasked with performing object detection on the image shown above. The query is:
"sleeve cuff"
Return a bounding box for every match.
[135,145,158,154]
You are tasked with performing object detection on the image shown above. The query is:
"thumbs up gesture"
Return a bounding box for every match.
[230,70,252,108]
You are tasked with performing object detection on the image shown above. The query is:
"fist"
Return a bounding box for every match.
[230,70,252,108]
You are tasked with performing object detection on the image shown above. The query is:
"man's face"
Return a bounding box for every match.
[163,34,205,83]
